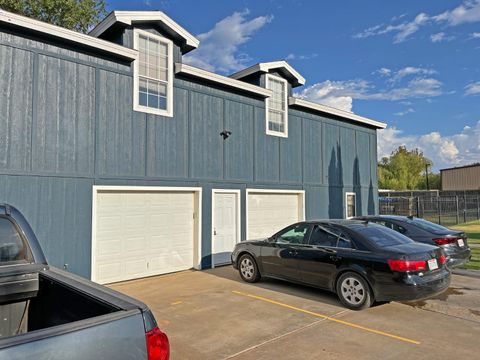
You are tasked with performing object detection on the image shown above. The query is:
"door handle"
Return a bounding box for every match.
[214,229,217,236]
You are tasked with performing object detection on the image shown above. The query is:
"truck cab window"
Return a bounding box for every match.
[0,217,30,263]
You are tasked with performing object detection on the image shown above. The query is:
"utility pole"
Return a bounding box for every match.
[425,163,430,190]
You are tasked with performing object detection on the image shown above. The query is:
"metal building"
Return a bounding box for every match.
[441,164,480,191]
[0,10,386,283]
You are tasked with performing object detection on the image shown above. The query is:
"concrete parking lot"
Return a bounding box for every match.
[110,267,480,360]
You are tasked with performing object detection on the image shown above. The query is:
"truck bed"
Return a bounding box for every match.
[0,268,153,359]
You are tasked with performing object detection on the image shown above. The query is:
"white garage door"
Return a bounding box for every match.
[93,190,196,284]
[247,191,304,239]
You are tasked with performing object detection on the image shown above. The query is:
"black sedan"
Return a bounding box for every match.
[232,220,450,310]
[354,215,471,268]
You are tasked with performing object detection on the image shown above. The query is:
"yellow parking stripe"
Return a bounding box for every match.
[232,290,420,345]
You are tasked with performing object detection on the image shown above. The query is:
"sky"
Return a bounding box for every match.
[108,0,480,171]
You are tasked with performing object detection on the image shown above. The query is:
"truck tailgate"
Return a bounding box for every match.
[0,310,147,359]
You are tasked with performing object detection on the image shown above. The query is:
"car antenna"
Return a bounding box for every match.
[407,215,414,220]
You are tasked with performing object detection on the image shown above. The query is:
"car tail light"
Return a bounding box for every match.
[146,327,170,360]
[439,254,447,265]
[387,259,426,272]
[433,237,460,245]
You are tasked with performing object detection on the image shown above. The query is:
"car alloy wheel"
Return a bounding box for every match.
[240,258,255,279]
[238,254,260,283]
[340,277,366,306]
[336,272,373,310]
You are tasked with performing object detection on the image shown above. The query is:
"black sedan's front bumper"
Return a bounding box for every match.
[375,269,451,302]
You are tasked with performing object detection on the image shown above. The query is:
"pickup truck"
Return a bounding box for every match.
[0,204,169,360]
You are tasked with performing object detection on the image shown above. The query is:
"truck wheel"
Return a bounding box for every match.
[238,254,260,283]
[336,272,373,310]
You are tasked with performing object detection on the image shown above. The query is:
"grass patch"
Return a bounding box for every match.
[451,220,480,270]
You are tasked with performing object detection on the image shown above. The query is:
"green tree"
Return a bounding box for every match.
[417,172,441,190]
[0,0,107,33]
[378,146,433,190]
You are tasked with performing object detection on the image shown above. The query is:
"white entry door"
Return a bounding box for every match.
[212,190,240,267]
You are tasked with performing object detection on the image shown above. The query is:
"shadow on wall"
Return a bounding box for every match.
[328,145,343,219]
[368,179,375,215]
[353,157,361,217]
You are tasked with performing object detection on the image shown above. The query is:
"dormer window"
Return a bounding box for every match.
[133,29,173,117]
[265,74,288,137]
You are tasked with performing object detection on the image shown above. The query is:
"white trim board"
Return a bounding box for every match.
[211,189,241,269]
[289,97,387,129]
[175,63,272,98]
[230,61,306,87]
[0,9,137,61]
[90,11,199,52]
[245,188,306,240]
[91,185,203,282]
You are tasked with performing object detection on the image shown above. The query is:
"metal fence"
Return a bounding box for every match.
[379,195,480,226]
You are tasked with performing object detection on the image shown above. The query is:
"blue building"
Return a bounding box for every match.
[0,9,386,283]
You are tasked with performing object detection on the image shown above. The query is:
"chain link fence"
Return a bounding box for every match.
[379,195,480,226]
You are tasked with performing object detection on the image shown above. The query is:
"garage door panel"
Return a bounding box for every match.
[94,190,196,284]
[125,236,147,252]
[125,259,147,276]
[97,239,122,257]
[97,263,121,283]
[248,192,302,239]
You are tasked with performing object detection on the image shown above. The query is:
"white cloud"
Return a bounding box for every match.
[285,53,318,61]
[465,81,480,95]
[354,1,480,43]
[183,10,273,73]
[388,66,437,83]
[375,67,392,77]
[378,121,480,170]
[296,76,443,112]
[394,108,415,116]
[430,32,455,42]
[433,0,480,26]
[471,32,480,38]
[354,12,429,43]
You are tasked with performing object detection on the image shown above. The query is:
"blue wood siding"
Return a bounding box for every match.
[96,70,146,177]
[33,55,95,175]
[147,87,189,178]
[224,100,255,182]
[0,45,33,172]
[0,26,380,278]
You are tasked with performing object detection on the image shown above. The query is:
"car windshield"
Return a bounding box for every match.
[354,224,414,248]
[401,217,451,233]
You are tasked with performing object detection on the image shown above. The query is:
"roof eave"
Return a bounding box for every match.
[0,9,137,61]
[230,61,306,87]
[175,63,272,98]
[89,11,199,54]
[289,97,387,129]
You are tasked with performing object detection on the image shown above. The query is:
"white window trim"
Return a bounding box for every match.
[265,73,288,138]
[345,192,357,219]
[133,28,174,117]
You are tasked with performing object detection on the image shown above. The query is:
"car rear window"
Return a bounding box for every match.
[402,217,451,233]
[0,217,32,264]
[354,224,414,248]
